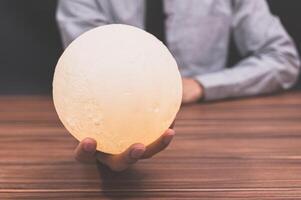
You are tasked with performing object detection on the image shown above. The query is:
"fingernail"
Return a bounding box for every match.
[163,132,175,145]
[130,148,145,159]
[83,142,95,152]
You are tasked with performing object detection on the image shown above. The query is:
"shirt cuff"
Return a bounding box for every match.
[194,72,234,101]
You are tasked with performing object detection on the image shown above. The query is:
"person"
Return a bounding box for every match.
[56,0,301,171]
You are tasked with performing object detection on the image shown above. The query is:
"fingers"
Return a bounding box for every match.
[142,129,175,159]
[74,138,97,163]
[75,128,175,171]
[96,143,146,172]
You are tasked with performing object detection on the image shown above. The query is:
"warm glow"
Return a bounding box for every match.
[53,24,182,154]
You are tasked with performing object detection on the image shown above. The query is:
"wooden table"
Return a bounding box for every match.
[1,91,301,199]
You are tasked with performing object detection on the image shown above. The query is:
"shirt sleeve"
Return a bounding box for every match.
[56,0,111,48]
[195,0,300,101]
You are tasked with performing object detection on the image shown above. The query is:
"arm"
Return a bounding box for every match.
[56,0,111,47]
[195,0,300,101]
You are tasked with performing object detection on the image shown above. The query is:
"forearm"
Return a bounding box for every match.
[195,52,300,101]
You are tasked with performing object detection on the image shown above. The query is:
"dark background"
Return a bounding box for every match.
[0,0,300,94]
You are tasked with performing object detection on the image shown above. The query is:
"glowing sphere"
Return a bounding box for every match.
[53,24,182,154]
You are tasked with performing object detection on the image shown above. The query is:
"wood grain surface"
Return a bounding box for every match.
[1,91,301,199]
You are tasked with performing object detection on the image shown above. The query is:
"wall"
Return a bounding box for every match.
[0,0,62,94]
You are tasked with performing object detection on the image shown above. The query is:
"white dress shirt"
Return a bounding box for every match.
[56,0,300,100]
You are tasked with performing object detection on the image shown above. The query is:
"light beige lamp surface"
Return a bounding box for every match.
[53,24,182,154]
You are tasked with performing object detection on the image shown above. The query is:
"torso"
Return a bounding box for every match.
[97,0,234,76]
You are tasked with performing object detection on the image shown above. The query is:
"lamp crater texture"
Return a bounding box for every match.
[53,24,182,154]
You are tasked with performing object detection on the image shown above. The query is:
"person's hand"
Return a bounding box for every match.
[182,78,204,104]
[74,129,175,172]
